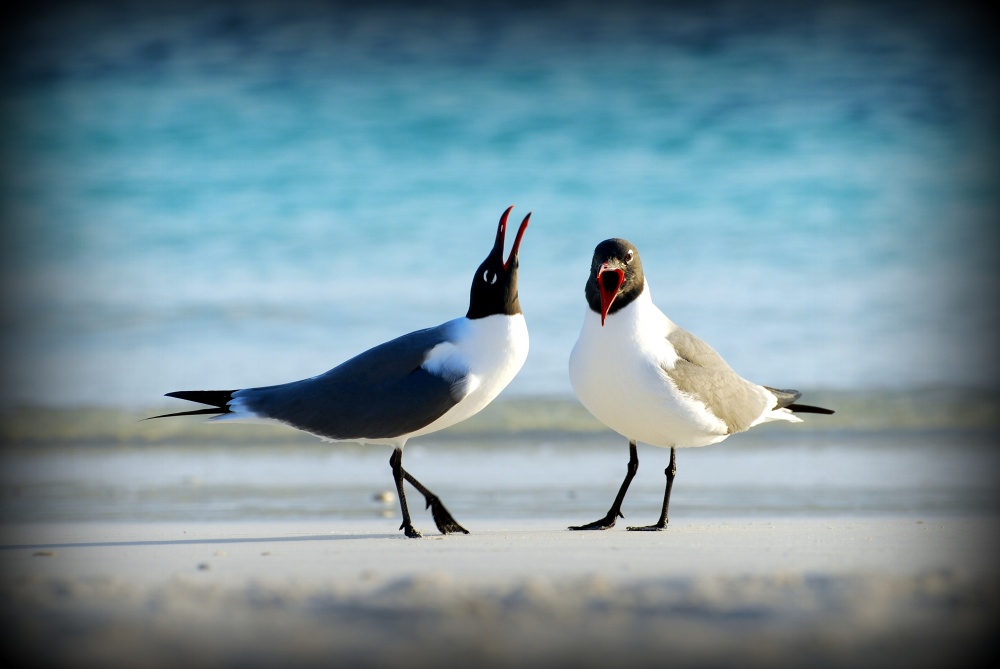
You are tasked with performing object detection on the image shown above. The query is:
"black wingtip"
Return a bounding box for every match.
[145,407,230,420]
[787,403,835,415]
[164,390,236,408]
[147,389,238,420]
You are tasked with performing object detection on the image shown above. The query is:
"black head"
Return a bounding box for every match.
[585,238,645,325]
[466,206,531,319]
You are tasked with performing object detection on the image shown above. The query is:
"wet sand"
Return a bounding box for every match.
[1,516,996,668]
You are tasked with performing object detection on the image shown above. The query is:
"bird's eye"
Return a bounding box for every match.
[483,269,497,285]
[625,249,634,263]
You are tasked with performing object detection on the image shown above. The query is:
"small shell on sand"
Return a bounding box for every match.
[373,491,395,503]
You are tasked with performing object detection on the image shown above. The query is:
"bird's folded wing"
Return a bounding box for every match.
[232,325,467,440]
[664,327,771,433]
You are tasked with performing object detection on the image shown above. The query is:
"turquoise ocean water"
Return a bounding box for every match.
[2,1,997,408]
[1,2,998,523]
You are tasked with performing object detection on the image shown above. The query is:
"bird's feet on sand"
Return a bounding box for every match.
[400,522,423,538]
[626,522,667,532]
[425,496,470,535]
[569,513,620,531]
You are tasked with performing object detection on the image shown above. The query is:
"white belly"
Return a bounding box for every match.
[569,306,729,448]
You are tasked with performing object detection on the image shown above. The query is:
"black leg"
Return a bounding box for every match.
[401,469,469,535]
[628,447,676,531]
[569,440,639,530]
[389,448,422,538]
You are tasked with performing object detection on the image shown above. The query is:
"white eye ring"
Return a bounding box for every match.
[626,249,634,263]
[483,269,497,285]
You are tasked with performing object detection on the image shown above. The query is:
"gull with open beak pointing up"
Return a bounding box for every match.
[150,207,531,538]
[568,238,833,531]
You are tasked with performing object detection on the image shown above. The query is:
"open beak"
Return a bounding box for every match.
[597,263,625,326]
[494,205,531,271]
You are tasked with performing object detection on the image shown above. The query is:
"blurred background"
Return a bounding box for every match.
[2,0,997,407]
[1,0,998,524]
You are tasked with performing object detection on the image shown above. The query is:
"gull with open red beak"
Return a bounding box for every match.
[150,207,531,538]
[569,238,833,531]
[596,258,628,326]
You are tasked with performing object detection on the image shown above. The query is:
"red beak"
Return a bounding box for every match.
[494,206,531,271]
[505,211,530,270]
[597,263,625,326]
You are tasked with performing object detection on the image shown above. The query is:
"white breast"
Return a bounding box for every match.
[569,290,729,448]
[408,313,529,438]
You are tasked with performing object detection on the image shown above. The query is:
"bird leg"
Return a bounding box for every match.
[570,440,639,530]
[628,447,676,531]
[389,448,422,538]
[401,468,470,535]
[388,448,468,535]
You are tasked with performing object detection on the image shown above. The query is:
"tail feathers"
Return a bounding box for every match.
[146,389,237,420]
[786,403,835,415]
[765,387,835,415]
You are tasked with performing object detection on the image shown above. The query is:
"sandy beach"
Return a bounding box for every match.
[2,396,999,668]
[2,516,997,669]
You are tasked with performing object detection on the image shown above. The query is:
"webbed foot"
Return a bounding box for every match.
[425,495,469,535]
[569,513,620,531]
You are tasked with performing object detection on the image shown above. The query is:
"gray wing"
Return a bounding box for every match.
[665,327,771,434]
[233,324,465,441]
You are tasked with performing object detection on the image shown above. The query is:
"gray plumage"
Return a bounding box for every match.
[233,324,466,441]
[663,325,772,434]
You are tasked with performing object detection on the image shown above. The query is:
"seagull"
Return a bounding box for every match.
[150,206,531,538]
[568,238,833,531]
